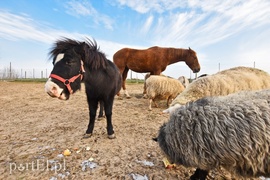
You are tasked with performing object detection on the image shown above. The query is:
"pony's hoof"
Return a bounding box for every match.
[83,133,92,139]
[108,134,116,139]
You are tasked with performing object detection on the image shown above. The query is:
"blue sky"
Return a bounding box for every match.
[0,0,270,79]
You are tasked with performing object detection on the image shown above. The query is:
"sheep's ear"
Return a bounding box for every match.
[152,137,158,142]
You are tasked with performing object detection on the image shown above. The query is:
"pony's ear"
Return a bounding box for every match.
[189,47,191,50]
[72,43,85,61]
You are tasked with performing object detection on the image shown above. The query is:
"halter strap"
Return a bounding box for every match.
[49,60,85,94]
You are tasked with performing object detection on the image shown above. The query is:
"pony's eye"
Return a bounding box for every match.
[66,61,74,65]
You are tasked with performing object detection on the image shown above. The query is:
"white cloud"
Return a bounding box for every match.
[0,11,54,43]
[116,0,186,13]
[64,0,114,30]
[141,15,154,34]
[115,0,270,48]
[135,0,270,48]
[65,0,95,16]
[0,10,139,66]
[0,11,104,45]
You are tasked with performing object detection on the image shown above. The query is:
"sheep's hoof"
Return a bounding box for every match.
[126,96,131,99]
[108,134,116,139]
[148,108,152,111]
[83,133,92,139]
[117,96,123,100]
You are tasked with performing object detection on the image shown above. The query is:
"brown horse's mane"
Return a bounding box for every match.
[150,46,192,56]
[172,48,188,61]
[49,37,107,70]
[147,46,194,64]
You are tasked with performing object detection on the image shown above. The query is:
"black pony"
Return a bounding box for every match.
[45,38,122,139]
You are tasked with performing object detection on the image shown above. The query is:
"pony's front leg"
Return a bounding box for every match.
[84,101,98,138]
[104,101,115,139]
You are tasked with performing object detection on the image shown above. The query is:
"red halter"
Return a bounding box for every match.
[49,60,85,94]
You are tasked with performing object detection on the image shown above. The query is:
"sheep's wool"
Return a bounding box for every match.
[171,66,270,106]
[158,89,270,178]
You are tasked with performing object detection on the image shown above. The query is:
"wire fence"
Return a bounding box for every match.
[0,68,50,79]
[0,61,269,80]
[0,67,148,80]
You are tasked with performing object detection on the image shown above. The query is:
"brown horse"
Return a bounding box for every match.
[113,46,200,97]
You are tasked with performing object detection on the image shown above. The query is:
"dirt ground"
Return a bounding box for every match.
[0,81,262,180]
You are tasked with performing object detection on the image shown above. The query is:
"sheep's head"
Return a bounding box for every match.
[163,104,181,114]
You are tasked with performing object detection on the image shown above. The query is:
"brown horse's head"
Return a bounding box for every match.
[185,47,200,73]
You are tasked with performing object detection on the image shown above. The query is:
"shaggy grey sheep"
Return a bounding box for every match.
[146,75,185,110]
[164,66,270,113]
[155,89,270,179]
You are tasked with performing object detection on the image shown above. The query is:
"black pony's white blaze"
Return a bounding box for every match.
[44,53,66,100]
[54,53,64,64]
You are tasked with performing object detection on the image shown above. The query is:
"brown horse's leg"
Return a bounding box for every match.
[143,73,150,98]
[143,82,148,99]
[143,82,146,95]
[122,67,131,98]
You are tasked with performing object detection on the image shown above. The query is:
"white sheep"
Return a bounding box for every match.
[143,73,166,98]
[155,89,270,179]
[164,66,270,113]
[145,75,185,110]
[177,76,189,88]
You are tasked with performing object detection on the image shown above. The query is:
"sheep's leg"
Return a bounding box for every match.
[149,99,153,111]
[166,97,172,107]
[153,99,158,108]
[190,168,208,180]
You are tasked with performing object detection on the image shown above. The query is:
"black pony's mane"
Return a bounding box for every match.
[49,37,107,69]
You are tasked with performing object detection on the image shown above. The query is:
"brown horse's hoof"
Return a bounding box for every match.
[83,133,92,139]
[108,134,116,139]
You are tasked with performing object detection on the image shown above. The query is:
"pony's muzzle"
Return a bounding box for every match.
[45,79,65,99]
